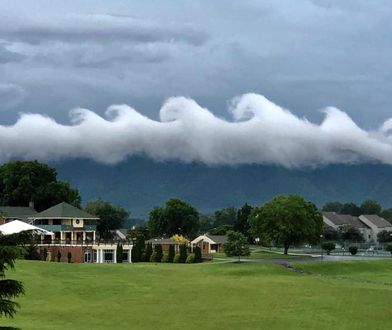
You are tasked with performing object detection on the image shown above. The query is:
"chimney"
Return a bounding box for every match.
[29,200,35,209]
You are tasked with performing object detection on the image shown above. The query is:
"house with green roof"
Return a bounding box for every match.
[28,202,132,263]
[0,205,37,224]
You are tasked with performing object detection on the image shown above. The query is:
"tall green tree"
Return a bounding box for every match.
[250,195,323,254]
[147,199,199,237]
[341,203,361,216]
[143,243,153,262]
[85,199,129,239]
[0,160,81,211]
[234,203,253,242]
[213,206,237,227]
[360,199,382,215]
[322,201,343,213]
[131,234,145,263]
[223,231,250,262]
[168,244,175,263]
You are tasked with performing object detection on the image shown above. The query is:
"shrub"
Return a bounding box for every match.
[161,254,169,263]
[56,250,62,262]
[154,244,163,262]
[168,244,175,263]
[348,246,358,255]
[322,241,335,255]
[185,254,195,264]
[179,244,188,263]
[67,251,72,263]
[386,243,392,255]
[25,245,40,260]
[194,246,202,263]
[42,248,48,261]
[150,251,158,262]
[173,254,181,263]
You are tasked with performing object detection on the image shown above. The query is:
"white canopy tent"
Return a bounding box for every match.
[0,220,53,236]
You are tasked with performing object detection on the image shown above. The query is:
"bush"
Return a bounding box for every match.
[154,244,163,262]
[185,254,195,264]
[168,244,175,263]
[173,254,181,263]
[67,251,72,263]
[24,245,40,260]
[161,254,169,263]
[322,241,335,255]
[179,244,188,263]
[56,250,62,262]
[386,243,392,255]
[348,246,358,255]
[150,251,162,262]
[194,246,202,263]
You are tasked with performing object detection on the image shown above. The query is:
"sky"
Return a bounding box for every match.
[1,0,392,167]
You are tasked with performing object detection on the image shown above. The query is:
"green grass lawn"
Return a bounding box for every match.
[3,260,392,330]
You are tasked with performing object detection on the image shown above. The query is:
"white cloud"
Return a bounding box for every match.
[1,93,392,167]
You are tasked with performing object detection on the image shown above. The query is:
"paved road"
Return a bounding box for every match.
[214,255,392,265]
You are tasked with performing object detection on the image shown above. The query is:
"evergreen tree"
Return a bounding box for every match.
[194,246,202,263]
[131,235,145,262]
[179,244,188,263]
[143,243,153,262]
[0,232,28,318]
[116,242,123,263]
[168,244,175,263]
[56,250,61,262]
[67,251,72,263]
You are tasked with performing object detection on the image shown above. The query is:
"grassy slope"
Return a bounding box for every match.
[3,260,392,330]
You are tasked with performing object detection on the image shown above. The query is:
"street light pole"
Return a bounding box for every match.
[320,234,324,261]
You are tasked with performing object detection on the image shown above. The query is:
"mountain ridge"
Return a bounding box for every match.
[53,157,392,218]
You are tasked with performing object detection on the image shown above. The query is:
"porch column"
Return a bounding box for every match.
[113,248,117,264]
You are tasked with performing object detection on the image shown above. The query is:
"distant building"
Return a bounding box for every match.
[0,206,37,224]
[322,212,372,242]
[359,215,392,242]
[28,202,132,263]
[191,234,228,254]
[146,238,180,253]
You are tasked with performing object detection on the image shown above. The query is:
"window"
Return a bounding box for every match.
[103,250,114,263]
[53,219,61,225]
[122,250,129,261]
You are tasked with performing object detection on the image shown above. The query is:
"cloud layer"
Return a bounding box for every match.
[1,93,392,168]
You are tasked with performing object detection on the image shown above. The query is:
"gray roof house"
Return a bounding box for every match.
[322,212,373,242]
[359,215,392,242]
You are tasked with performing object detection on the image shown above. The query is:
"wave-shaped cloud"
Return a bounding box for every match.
[1,93,392,167]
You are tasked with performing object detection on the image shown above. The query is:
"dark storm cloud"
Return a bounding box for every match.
[0,13,207,46]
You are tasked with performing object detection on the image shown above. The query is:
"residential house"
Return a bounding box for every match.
[146,238,180,254]
[322,212,372,242]
[29,202,132,263]
[191,234,228,254]
[0,205,37,224]
[359,215,392,242]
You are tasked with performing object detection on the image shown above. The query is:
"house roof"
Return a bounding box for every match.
[361,215,392,228]
[0,206,37,223]
[29,202,99,220]
[146,238,177,245]
[322,212,370,229]
[205,235,228,244]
